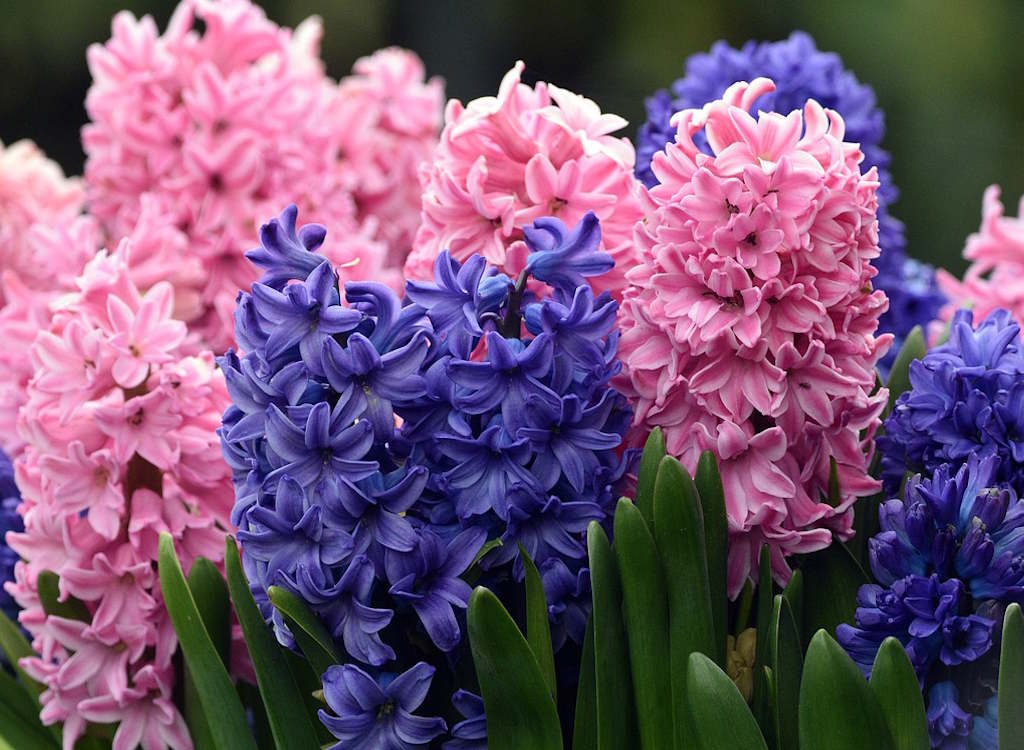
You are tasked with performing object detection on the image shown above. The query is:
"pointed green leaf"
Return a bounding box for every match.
[183,556,231,750]
[736,580,755,633]
[653,456,715,748]
[799,630,895,750]
[685,652,768,750]
[0,668,44,739]
[520,544,557,699]
[225,538,321,750]
[36,571,90,622]
[635,427,665,525]
[572,616,597,750]
[999,603,1024,748]
[781,570,803,644]
[587,522,639,750]
[267,585,340,677]
[157,533,257,750]
[613,499,674,750]
[468,587,562,750]
[0,701,57,750]
[753,545,773,730]
[869,638,929,750]
[884,326,926,418]
[695,450,728,667]
[769,596,802,750]
[799,542,868,649]
[0,609,44,700]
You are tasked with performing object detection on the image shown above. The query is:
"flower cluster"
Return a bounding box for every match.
[838,456,1015,747]
[404,60,643,298]
[84,0,443,349]
[938,186,1024,332]
[879,308,1024,495]
[617,78,891,596]
[221,204,631,746]
[0,139,85,305]
[0,449,23,626]
[7,249,235,750]
[633,32,944,372]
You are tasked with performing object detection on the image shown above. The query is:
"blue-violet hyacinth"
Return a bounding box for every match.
[0,449,23,626]
[221,205,633,747]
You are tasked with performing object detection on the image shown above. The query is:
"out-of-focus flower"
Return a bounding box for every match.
[617,78,890,596]
[0,449,23,626]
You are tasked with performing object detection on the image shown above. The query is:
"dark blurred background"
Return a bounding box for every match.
[3,0,1023,274]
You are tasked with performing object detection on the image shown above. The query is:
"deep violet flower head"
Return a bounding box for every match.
[404,60,643,299]
[879,307,1024,496]
[221,205,632,746]
[617,77,891,597]
[7,248,236,750]
[838,455,1019,745]
[0,449,23,626]
[83,0,443,349]
[634,31,944,374]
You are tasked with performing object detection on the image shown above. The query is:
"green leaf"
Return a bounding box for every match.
[752,545,773,731]
[695,450,728,667]
[635,427,666,526]
[999,603,1024,748]
[572,617,597,750]
[225,538,321,750]
[781,570,803,644]
[157,533,258,750]
[684,652,768,750]
[799,542,868,649]
[587,522,639,750]
[36,571,89,622]
[0,701,57,750]
[467,587,562,750]
[613,499,674,750]
[884,326,926,419]
[653,456,715,748]
[799,630,895,750]
[769,596,802,750]
[0,668,44,739]
[869,638,929,750]
[0,609,44,700]
[183,556,231,750]
[267,585,340,677]
[519,543,557,699]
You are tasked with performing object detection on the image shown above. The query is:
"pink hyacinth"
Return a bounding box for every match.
[405,60,643,297]
[936,186,1024,328]
[616,79,892,596]
[0,139,86,305]
[5,249,234,750]
[84,0,443,350]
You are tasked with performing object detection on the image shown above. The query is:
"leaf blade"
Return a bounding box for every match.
[635,427,666,526]
[520,543,557,699]
[869,638,929,750]
[685,652,768,750]
[695,450,728,667]
[999,603,1024,748]
[267,585,340,677]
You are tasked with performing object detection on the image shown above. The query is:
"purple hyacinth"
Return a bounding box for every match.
[523,211,612,292]
[635,32,946,364]
[443,691,486,750]
[318,662,447,750]
[0,449,23,626]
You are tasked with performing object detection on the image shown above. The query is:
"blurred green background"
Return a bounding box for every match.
[2,0,1022,274]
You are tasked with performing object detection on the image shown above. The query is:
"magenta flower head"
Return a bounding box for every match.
[404,60,643,298]
[83,0,443,349]
[617,78,892,596]
[6,248,235,750]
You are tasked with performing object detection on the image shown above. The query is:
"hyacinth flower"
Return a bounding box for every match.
[83,0,443,349]
[838,455,1021,746]
[938,186,1024,336]
[6,249,235,750]
[617,77,892,596]
[221,204,633,746]
[633,31,945,375]
[879,307,1024,495]
[404,60,643,298]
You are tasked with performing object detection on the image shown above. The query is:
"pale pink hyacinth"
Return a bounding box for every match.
[936,186,1024,328]
[84,0,443,350]
[0,140,86,304]
[616,79,892,596]
[405,60,643,297]
[5,249,235,750]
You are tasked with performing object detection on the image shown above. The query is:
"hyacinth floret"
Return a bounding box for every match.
[7,248,235,750]
[222,204,632,746]
[0,449,23,626]
[617,77,891,596]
